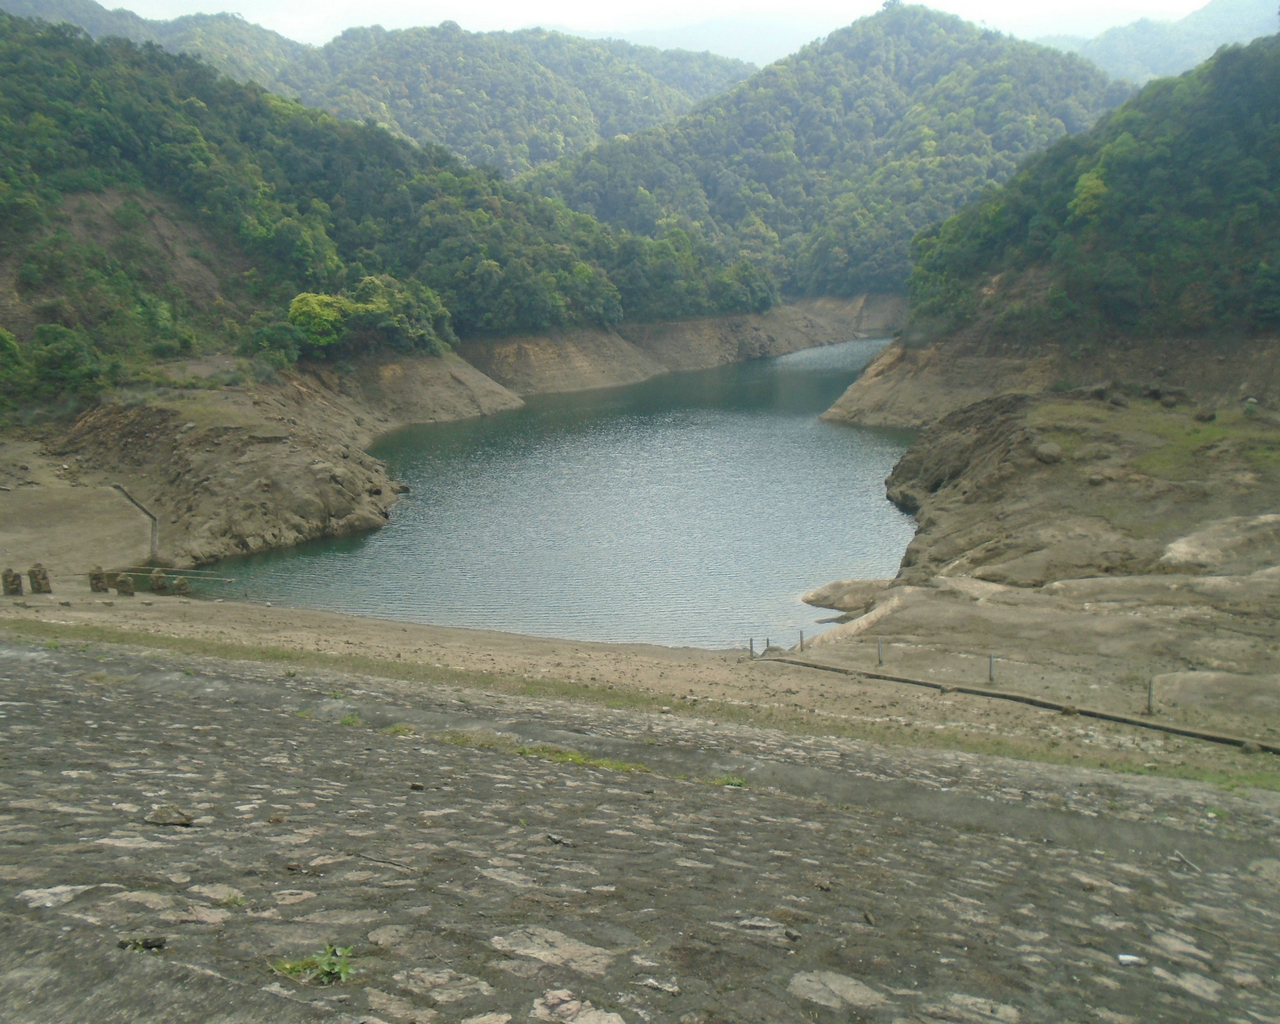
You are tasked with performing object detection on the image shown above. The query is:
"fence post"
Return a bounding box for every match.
[799,630,804,652]
[749,638,754,659]
[988,653,995,684]
[877,638,883,666]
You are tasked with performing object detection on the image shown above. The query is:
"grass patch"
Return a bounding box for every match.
[712,775,747,787]
[338,712,362,727]
[439,728,649,773]
[273,945,354,985]
[379,723,416,737]
[1028,400,1280,482]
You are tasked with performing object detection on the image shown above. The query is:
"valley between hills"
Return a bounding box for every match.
[1,7,1280,1023]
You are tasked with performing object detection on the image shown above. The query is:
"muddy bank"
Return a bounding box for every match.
[0,352,523,571]
[460,294,905,395]
[822,333,1280,429]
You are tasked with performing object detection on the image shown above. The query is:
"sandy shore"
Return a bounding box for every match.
[3,588,1275,789]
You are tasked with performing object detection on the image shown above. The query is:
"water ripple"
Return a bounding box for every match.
[208,339,916,648]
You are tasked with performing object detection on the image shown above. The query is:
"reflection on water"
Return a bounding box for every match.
[207,339,916,647]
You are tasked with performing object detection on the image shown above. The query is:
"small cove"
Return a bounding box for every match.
[207,338,917,647]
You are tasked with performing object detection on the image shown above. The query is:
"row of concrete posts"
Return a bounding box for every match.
[3,565,190,597]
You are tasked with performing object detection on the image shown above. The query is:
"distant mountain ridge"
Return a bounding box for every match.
[1038,0,1276,82]
[531,5,1131,299]
[0,0,755,175]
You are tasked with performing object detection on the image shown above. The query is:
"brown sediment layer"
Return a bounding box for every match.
[460,294,906,395]
[0,352,523,570]
[821,334,1280,429]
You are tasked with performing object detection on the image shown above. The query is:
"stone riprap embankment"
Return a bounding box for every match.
[1,640,1278,1023]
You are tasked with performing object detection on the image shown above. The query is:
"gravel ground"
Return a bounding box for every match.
[2,638,1278,1024]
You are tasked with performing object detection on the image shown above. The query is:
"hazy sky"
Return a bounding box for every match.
[119,0,1208,53]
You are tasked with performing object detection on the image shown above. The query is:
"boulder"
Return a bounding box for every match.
[1033,442,1063,464]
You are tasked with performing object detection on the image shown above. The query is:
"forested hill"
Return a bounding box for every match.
[0,0,755,176]
[0,0,310,85]
[528,5,1132,301]
[0,14,769,405]
[1039,0,1276,84]
[909,35,1280,343]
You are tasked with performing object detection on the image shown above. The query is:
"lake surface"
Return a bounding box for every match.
[208,339,917,648]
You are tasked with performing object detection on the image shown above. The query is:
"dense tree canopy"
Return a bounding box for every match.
[0,14,767,402]
[908,34,1280,342]
[0,0,755,175]
[529,5,1131,298]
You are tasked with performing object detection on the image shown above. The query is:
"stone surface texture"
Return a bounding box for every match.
[2,639,1278,1023]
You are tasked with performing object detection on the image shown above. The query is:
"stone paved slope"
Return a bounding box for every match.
[1,640,1278,1023]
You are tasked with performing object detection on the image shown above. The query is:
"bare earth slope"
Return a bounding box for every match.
[0,352,523,570]
[461,295,905,394]
[822,334,1280,429]
[805,388,1280,744]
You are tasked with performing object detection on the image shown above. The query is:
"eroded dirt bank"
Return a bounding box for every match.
[804,388,1280,748]
[459,295,905,395]
[0,352,523,571]
[822,334,1280,429]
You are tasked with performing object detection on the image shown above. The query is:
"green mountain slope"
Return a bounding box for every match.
[909,35,1280,342]
[0,0,310,84]
[1039,0,1276,83]
[0,0,755,176]
[0,14,767,406]
[529,5,1130,299]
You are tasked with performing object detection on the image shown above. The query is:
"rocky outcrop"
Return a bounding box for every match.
[61,403,396,566]
[820,341,1057,428]
[822,333,1280,430]
[800,578,891,614]
[805,389,1280,712]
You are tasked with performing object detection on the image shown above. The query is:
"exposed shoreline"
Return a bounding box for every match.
[1,295,903,573]
[1,588,1275,787]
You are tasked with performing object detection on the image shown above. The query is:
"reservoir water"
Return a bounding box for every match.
[208,338,917,648]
